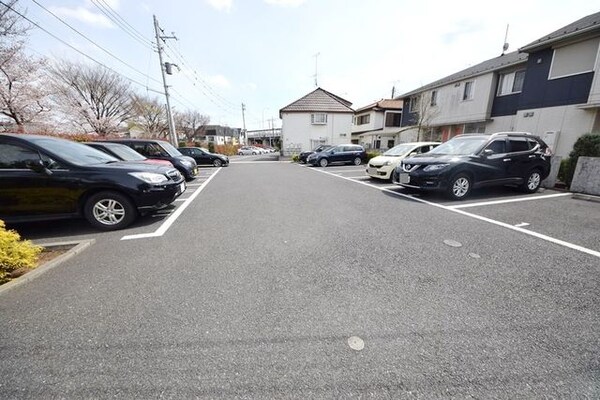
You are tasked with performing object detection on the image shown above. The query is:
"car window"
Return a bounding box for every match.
[509,138,530,153]
[417,145,432,153]
[145,143,168,157]
[485,140,506,154]
[0,143,40,169]
[527,139,540,151]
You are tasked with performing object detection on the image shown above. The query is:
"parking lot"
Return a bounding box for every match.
[2,159,600,398]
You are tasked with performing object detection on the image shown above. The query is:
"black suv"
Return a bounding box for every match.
[0,134,186,230]
[307,144,367,167]
[104,139,198,181]
[299,144,333,164]
[392,132,552,199]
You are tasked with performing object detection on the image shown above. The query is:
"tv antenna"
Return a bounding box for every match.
[502,24,509,55]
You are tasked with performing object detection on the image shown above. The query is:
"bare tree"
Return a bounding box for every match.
[174,110,210,141]
[48,60,133,136]
[0,44,50,130]
[129,94,168,138]
[409,92,439,141]
[0,0,30,41]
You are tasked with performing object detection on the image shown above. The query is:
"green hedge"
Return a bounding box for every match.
[0,220,42,284]
[559,134,600,186]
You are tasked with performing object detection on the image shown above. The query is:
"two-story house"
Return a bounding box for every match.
[279,87,354,155]
[351,99,403,150]
[195,125,241,145]
[398,11,600,158]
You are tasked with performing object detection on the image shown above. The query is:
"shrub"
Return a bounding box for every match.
[0,220,42,284]
[208,142,215,153]
[214,144,240,156]
[178,140,187,147]
[366,151,381,162]
[563,134,600,186]
[292,154,299,162]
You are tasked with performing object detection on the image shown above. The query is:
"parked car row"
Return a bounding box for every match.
[237,146,276,155]
[0,134,187,231]
[306,144,367,167]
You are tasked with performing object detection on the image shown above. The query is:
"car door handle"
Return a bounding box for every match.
[503,158,512,162]
[529,155,536,158]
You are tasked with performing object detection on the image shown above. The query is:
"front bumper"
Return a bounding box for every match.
[392,169,448,191]
[135,180,186,212]
[366,164,394,179]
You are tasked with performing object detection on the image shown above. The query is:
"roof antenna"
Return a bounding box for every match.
[502,24,509,55]
[313,52,320,87]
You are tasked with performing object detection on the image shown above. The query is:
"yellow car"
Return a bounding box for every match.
[366,142,440,181]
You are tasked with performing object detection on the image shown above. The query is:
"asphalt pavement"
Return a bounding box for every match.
[0,161,598,398]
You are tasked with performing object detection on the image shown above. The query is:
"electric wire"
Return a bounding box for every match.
[88,0,154,50]
[1,1,163,94]
[31,0,162,86]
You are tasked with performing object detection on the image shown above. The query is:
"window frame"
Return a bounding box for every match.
[462,81,474,101]
[311,113,328,125]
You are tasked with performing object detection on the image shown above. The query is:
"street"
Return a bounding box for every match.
[1,160,599,398]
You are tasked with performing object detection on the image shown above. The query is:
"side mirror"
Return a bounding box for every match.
[482,149,494,157]
[26,159,52,175]
[409,152,417,156]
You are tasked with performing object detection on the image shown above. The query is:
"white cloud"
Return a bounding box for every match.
[208,74,231,88]
[264,0,306,6]
[85,0,120,9]
[49,6,114,28]
[206,0,233,12]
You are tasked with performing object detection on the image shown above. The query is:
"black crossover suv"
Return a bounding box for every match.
[178,147,229,167]
[307,144,367,167]
[299,144,333,164]
[0,134,186,230]
[392,132,552,200]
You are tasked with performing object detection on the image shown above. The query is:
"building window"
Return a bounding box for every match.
[497,70,525,96]
[385,112,402,127]
[463,81,474,100]
[549,37,600,79]
[464,122,486,134]
[311,113,327,124]
[430,90,438,106]
[409,96,420,112]
[356,114,370,125]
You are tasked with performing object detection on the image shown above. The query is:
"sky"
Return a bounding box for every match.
[21,0,600,131]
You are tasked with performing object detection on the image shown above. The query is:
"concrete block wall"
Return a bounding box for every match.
[570,157,600,196]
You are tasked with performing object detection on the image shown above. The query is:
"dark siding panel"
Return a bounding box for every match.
[491,93,521,116]
[519,49,594,109]
[400,98,418,127]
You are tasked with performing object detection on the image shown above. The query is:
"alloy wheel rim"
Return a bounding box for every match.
[453,178,469,197]
[93,199,125,225]
[528,173,541,190]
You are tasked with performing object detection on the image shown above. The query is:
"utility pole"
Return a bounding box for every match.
[241,103,247,145]
[153,15,178,146]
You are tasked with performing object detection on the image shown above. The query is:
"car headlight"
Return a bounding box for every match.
[423,164,449,172]
[180,160,193,167]
[382,161,391,166]
[129,172,169,184]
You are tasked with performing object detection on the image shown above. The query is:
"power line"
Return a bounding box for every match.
[1,1,163,94]
[88,0,154,49]
[31,0,161,86]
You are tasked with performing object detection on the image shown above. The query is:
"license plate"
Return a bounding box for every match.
[178,182,186,194]
[399,173,410,184]
[193,167,198,175]
[367,167,377,175]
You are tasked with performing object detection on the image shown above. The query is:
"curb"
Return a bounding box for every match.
[572,193,600,204]
[0,239,95,296]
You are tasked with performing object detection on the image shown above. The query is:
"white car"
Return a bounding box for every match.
[366,142,440,180]
[238,146,259,155]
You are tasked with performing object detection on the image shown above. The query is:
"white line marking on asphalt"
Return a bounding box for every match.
[346,176,371,179]
[306,167,600,259]
[174,198,186,202]
[381,185,400,189]
[121,168,222,241]
[448,193,572,209]
[515,222,530,227]
[230,161,288,164]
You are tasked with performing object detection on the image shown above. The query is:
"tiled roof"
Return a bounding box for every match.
[279,87,354,114]
[355,99,403,113]
[520,11,600,52]
[398,51,528,98]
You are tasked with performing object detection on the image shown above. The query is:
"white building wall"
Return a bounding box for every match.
[429,74,495,125]
[585,39,600,105]
[351,111,376,134]
[281,112,353,155]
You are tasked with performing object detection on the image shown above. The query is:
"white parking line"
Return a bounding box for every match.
[307,167,600,259]
[515,222,530,227]
[121,168,222,240]
[448,193,572,209]
[346,176,371,179]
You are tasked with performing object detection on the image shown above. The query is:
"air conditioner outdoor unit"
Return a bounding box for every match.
[542,131,560,152]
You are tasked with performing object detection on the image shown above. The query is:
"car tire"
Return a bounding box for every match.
[319,158,329,168]
[521,169,542,193]
[447,173,472,200]
[84,191,137,231]
[353,157,362,166]
[252,152,257,155]
[213,159,223,167]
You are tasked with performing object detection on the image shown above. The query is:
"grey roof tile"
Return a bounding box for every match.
[280,87,354,114]
[520,11,600,52]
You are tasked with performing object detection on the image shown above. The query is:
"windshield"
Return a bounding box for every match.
[105,144,146,161]
[39,139,119,165]
[383,144,416,156]
[428,137,487,155]
[159,141,183,157]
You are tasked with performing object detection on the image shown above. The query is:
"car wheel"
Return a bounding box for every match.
[213,159,223,167]
[319,158,329,168]
[252,152,257,155]
[353,157,362,166]
[522,169,542,193]
[238,152,243,156]
[84,191,137,231]
[447,173,472,200]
